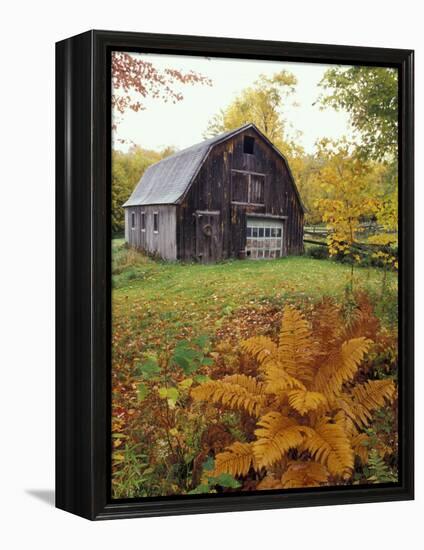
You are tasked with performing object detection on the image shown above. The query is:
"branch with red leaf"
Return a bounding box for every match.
[111,51,212,130]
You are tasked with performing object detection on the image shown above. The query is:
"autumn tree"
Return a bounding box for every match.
[111,51,212,140]
[204,71,304,165]
[313,138,377,237]
[311,139,378,286]
[112,146,176,233]
[318,66,398,162]
[111,52,212,229]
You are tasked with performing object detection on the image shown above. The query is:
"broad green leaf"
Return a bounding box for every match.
[158,387,168,399]
[194,334,210,349]
[178,378,193,389]
[158,386,179,403]
[167,387,179,402]
[214,473,241,488]
[194,374,211,384]
[136,357,161,379]
[173,353,191,372]
[187,484,210,495]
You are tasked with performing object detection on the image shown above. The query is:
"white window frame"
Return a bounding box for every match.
[141,211,146,232]
[131,211,136,230]
[245,217,284,260]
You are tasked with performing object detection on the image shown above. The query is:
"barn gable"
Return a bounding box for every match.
[123,124,305,212]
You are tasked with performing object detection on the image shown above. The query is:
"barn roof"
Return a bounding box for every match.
[123,123,304,210]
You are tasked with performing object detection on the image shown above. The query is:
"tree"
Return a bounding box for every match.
[204,71,312,199]
[112,146,176,233]
[313,138,377,238]
[204,71,300,156]
[111,51,212,134]
[312,139,380,287]
[318,66,398,161]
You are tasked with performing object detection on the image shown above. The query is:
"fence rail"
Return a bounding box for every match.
[303,236,396,254]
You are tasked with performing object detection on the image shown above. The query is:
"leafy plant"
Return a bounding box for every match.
[188,457,241,494]
[192,301,396,489]
[366,449,397,483]
[112,443,154,499]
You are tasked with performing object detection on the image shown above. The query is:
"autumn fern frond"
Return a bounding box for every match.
[287,389,328,415]
[351,433,370,465]
[314,337,372,398]
[303,417,354,476]
[281,460,330,488]
[278,306,315,384]
[253,412,307,468]
[350,379,396,428]
[191,374,265,417]
[312,298,343,351]
[264,364,306,395]
[241,336,277,366]
[213,442,255,477]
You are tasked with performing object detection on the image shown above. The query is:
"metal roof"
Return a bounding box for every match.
[123,123,305,211]
[123,126,244,207]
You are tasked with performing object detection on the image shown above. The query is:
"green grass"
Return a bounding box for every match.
[112,238,398,360]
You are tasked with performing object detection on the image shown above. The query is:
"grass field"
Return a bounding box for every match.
[112,237,397,360]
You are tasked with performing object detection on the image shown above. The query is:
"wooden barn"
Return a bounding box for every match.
[123,123,305,262]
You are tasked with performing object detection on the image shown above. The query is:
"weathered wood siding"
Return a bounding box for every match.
[125,204,177,260]
[176,128,304,261]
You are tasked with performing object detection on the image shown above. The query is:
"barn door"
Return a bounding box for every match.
[195,211,222,263]
[245,216,285,259]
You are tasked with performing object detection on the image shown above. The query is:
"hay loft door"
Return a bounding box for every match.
[246,216,285,259]
[195,211,222,263]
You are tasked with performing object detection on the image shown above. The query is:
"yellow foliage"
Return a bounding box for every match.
[281,461,329,488]
[350,379,396,428]
[314,337,372,398]
[253,412,308,468]
[193,301,397,488]
[303,417,354,476]
[277,306,316,383]
[241,336,277,366]
[214,442,255,477]
[264,364,306,394]
[351,433,370,465]
[191,374,265,417]
[287,389,328,415]
[257,474,283,490]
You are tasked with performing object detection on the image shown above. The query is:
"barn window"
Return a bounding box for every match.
[250,174,265,204]
[243,136,255,155]
[141,211,146,231]
[153,212,159,233]
[231,171,265,205]
[131,212,135,229]
[232,172,248,202]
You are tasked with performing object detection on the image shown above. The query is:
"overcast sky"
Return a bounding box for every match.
[113,53,354,155]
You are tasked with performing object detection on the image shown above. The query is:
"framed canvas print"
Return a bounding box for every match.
[56,30,414,520]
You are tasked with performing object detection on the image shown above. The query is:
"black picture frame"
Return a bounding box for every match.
[56,30,414,520]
